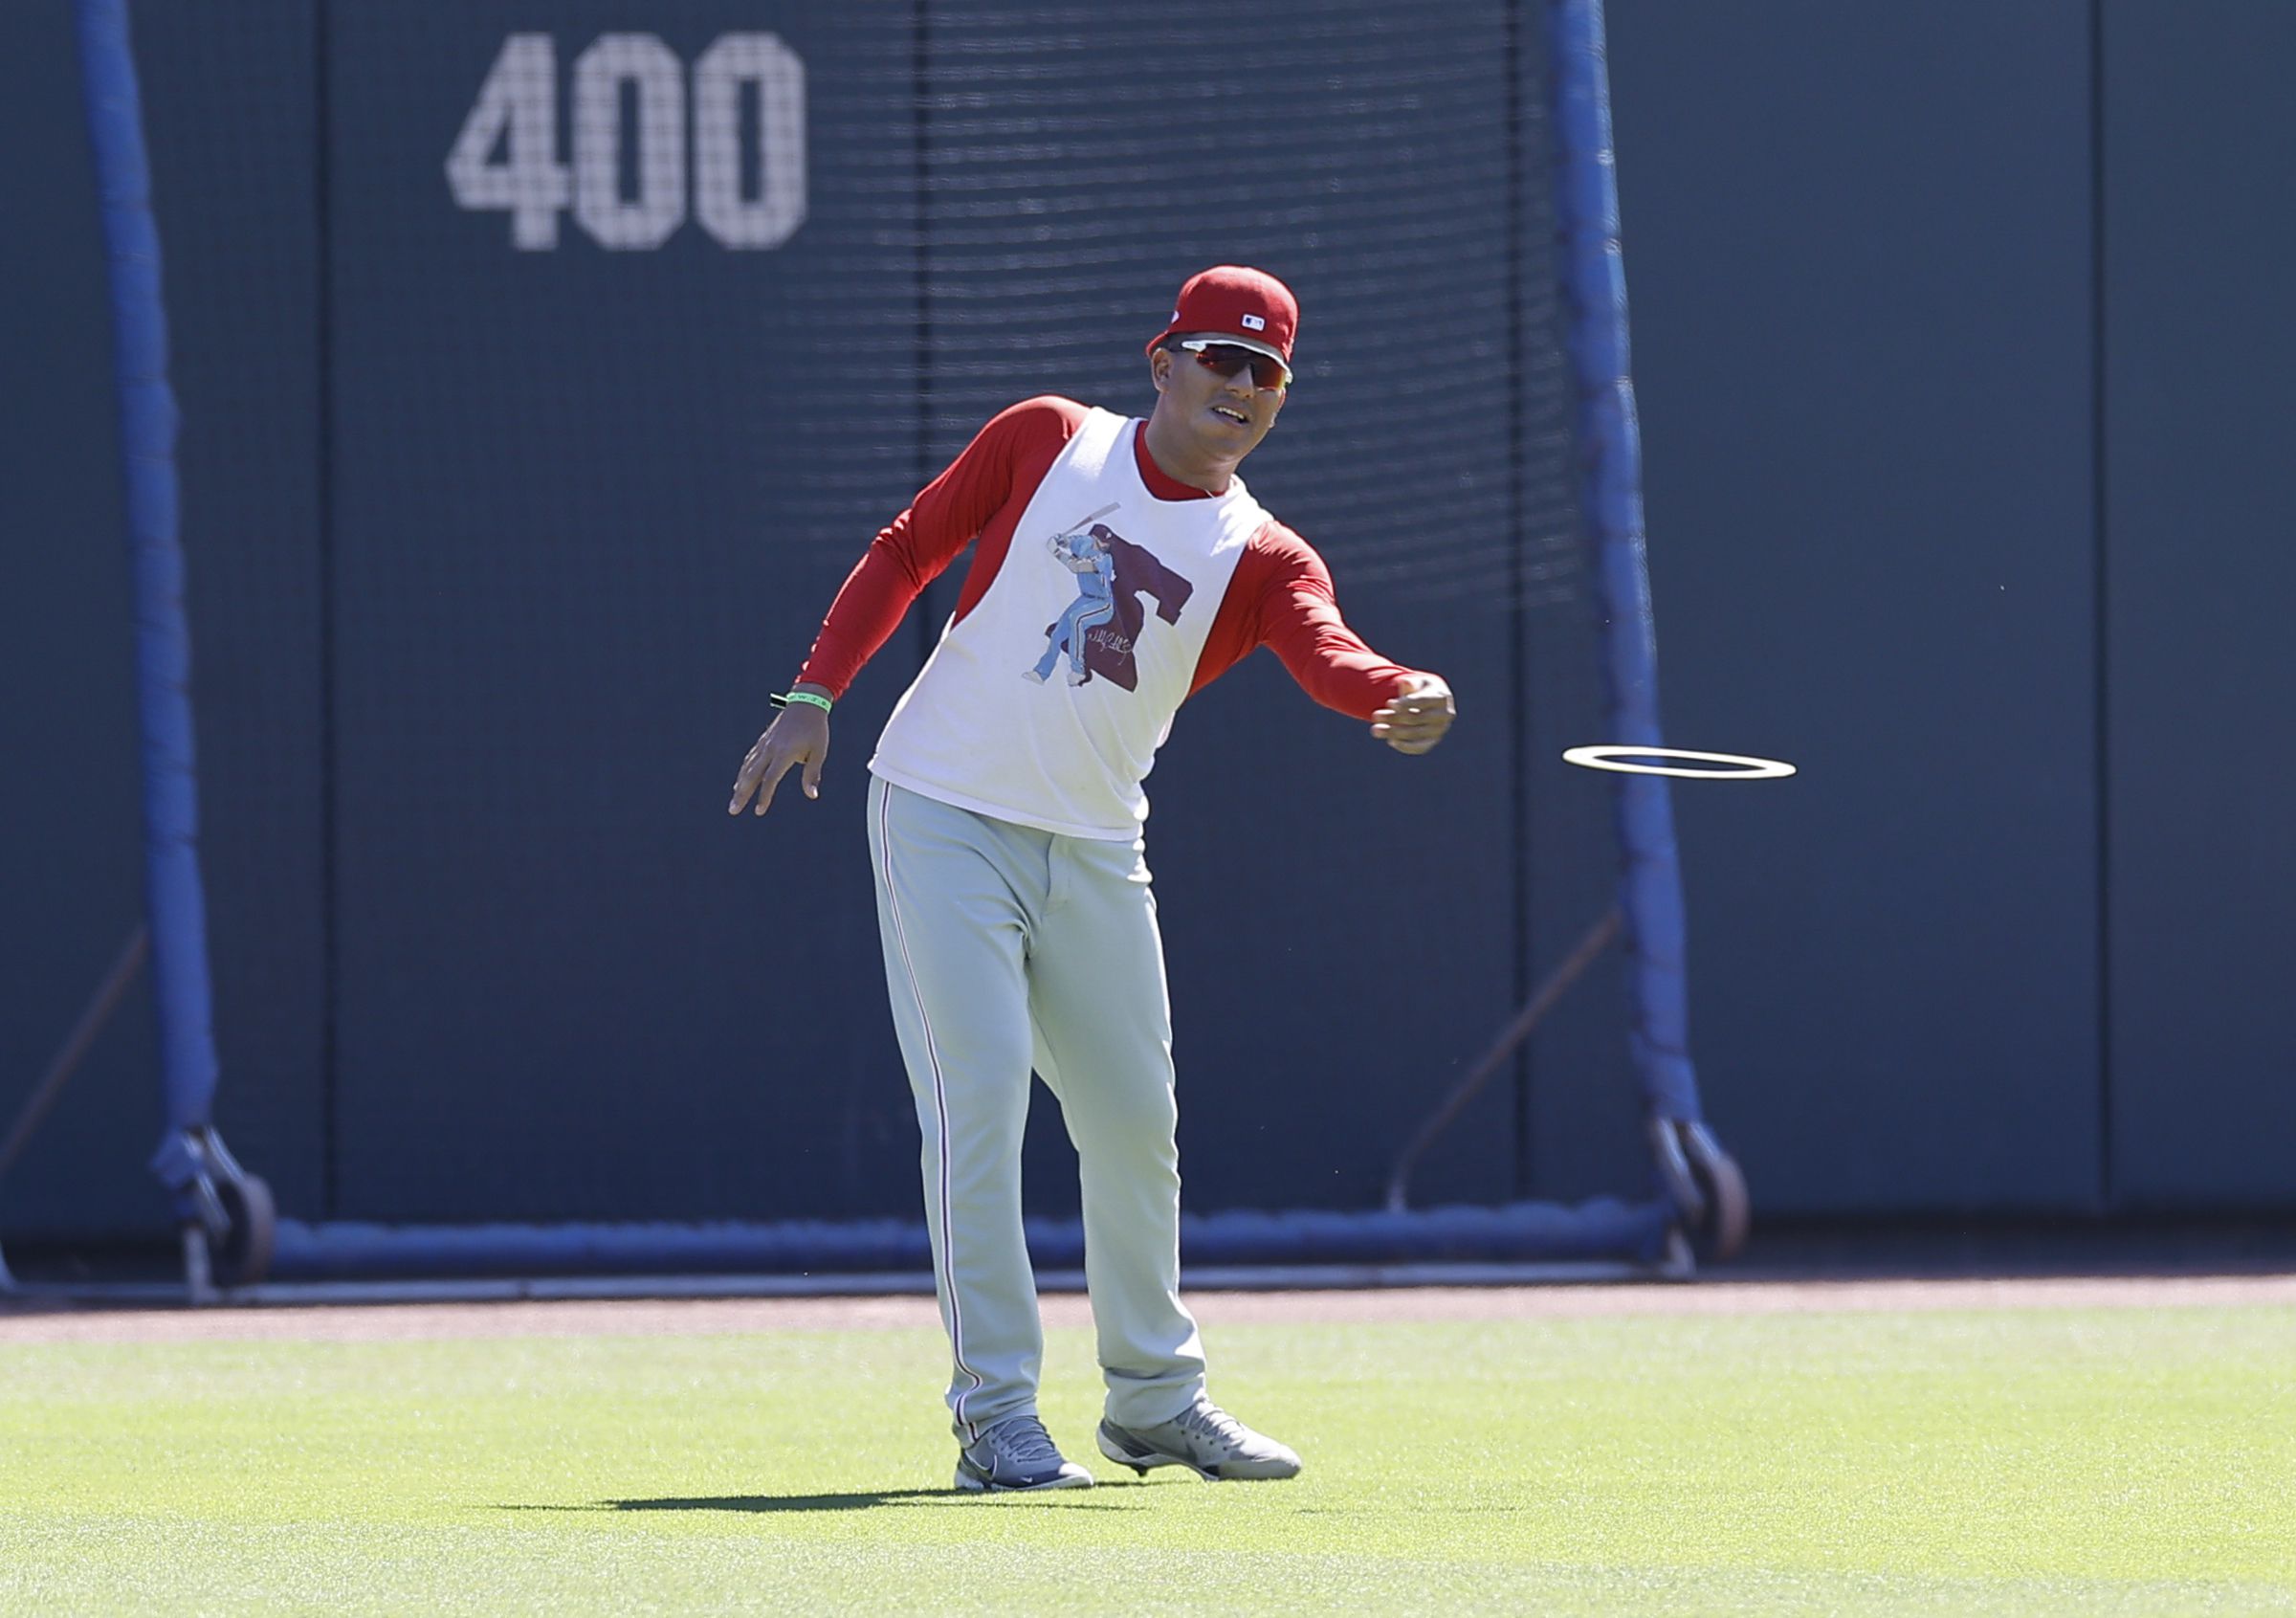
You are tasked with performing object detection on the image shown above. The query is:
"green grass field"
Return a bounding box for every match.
[4,1299,2292,1615]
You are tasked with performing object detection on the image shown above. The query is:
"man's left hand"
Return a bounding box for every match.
[1371,675,1454,755]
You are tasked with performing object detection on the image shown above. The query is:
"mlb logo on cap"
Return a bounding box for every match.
[1241,314,1267,331]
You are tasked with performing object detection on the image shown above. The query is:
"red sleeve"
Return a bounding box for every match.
[1189,523,1424,720]
[795,396,1086,697]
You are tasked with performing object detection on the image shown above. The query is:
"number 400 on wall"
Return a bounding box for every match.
[447,33,806,252]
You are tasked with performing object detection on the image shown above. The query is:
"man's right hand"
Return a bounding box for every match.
[728,688,833,816]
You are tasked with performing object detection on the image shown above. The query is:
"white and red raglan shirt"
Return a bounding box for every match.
[797,395,1426,841]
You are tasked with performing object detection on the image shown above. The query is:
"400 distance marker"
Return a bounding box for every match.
[447,33,806,252]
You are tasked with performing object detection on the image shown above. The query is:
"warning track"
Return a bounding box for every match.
[3,1272,2291,1344]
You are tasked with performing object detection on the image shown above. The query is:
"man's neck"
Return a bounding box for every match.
[1141,410,1237,495]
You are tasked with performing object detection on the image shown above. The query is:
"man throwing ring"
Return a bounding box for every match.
[730,266,1455,1492]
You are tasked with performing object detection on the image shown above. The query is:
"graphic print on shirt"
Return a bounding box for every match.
[1027,521,1196,692]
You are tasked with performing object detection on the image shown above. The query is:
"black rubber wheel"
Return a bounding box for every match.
[1649,1118,1703,1227]
[1680,1125,1751,1263]
[212,1173,277,1288]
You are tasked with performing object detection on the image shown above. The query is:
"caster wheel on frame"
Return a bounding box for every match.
[210,1172,277,1288]
[1652,1118,1751,1264]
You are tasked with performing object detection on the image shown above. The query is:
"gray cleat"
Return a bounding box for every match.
[954,1412,1093,1493]
[1096,1394,1302,1481]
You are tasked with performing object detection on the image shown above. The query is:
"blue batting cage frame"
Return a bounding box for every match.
[65,0,277,1295]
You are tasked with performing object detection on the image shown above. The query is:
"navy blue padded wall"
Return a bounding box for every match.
[324,8,924,1220]
[27,0,2239,1239]
[907,2,1546,1213]
[1605,0,2102,1212]
[0,2,166,1238]
[130,1,328,1222]
[2102,1,2296,1210]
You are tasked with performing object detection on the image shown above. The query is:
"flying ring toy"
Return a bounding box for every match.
[1562,745,1797,781]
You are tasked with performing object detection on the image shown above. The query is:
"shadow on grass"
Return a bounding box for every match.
[500,1488,1152,1515]
[1291,1504,1530,1515]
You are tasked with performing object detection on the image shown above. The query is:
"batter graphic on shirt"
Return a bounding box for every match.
[1029,528,1117,685]
[1028,521,1197,692]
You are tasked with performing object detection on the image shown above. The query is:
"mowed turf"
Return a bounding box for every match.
[3,1298,2292,1615]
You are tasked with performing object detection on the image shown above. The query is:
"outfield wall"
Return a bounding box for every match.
[1607,0,2296,1217]
[4,1,2291,1240]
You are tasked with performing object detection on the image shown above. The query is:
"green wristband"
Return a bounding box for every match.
[771,690,833,714]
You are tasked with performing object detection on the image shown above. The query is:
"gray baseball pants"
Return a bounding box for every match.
[867,775,1207,1441]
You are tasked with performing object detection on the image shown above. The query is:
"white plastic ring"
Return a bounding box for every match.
[1562,745,1797,781]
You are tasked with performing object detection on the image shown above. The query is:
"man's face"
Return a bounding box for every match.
[1151,335,1289,459]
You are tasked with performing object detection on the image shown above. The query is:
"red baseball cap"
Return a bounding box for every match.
[1146,265,1299,367]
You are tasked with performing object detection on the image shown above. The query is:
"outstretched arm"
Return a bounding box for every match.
[796,398,1070,698]
[728,397,1081,817]
[1206,525,1456,755]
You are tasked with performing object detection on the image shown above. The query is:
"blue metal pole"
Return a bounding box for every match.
[74,0,226,1204]
[1548,0,1702,1122]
